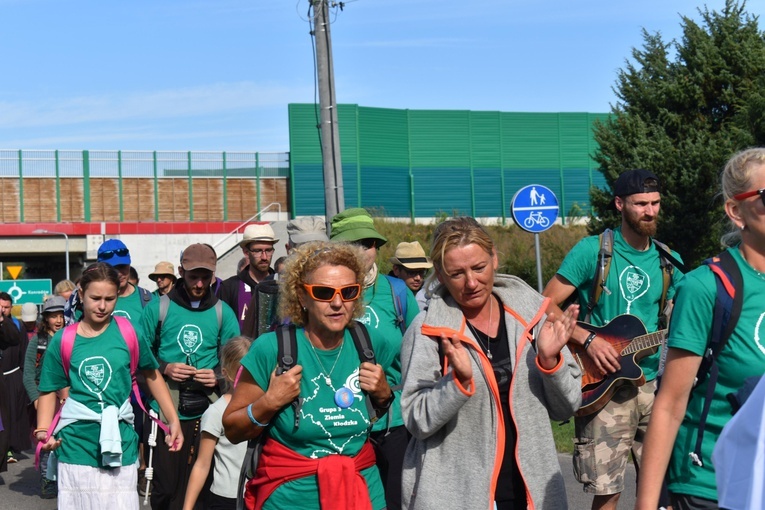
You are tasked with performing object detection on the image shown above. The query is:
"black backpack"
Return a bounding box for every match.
[235,321,380,510]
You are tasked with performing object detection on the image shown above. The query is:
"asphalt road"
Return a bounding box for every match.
[0,449,636,509]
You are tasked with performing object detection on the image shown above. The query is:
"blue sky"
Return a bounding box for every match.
[1,0,761,152]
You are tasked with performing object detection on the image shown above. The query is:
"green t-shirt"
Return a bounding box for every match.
[557,227,683,381]
[241,328,393,510]
[38,320,159,468]
[360,275,419,432]
[666,246,765,500]
[139,297,240,419]
[112,284,153,327]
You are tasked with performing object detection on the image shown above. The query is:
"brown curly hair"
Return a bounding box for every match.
[278,241,366,327]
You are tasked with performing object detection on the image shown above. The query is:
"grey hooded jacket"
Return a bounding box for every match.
[400,274,581,510]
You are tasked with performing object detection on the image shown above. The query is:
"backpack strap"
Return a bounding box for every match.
[652,240,674,329]
[154,294,171,353]
[384,275,409,335]
[275,324,301,428]
[348,321,384,425]
[60,323,79,379]
[689,251,743,467]
[138,287,153,308]
[585,228,613,323]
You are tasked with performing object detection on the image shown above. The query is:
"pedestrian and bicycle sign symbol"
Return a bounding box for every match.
[511,184,559,233]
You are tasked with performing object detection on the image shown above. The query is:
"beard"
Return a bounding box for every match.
[624,209,658,237]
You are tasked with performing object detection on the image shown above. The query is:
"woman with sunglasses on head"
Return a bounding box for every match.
[636,148,765,510]
[35,262,183,510]
[223,241,395,510]
[400,217,582,510]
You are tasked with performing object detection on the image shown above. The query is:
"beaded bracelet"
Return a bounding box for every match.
[246,403,269,427]
[583,332,597,351]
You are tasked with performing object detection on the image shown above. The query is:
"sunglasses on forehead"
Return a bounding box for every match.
[98,248,129,260]
[302,283,361,302]
[734,188,765,206]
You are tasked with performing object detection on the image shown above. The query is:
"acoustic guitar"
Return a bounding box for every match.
[569,314,666,417]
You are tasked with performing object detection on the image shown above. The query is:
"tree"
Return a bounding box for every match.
[590,0,765,267]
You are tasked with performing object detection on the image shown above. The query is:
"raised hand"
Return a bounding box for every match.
[359,362,391,403]
[265,365,303,409]
[537,304,579,370]
[441,333,473,388]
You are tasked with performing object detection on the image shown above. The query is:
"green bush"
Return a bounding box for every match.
[373,218,587,290]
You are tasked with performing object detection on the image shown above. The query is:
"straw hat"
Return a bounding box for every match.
[389,241,433,270]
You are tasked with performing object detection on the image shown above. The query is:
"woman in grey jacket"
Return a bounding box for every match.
[400,217,582,510]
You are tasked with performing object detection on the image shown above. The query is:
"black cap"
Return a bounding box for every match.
[613,169,660,197]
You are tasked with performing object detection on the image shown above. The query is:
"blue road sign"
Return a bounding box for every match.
[511,184,559,233]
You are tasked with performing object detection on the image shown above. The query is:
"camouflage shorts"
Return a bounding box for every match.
[572,379,656,495]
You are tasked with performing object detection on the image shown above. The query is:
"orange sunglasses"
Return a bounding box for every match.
[302,283,362,302]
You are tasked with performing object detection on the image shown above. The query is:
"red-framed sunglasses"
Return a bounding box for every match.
[302,283,362,302]
[734,188,765,206]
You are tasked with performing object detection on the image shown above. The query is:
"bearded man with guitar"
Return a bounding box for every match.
[542,169,684,510]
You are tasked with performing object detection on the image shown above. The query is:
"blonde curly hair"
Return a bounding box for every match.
[278,241,366,327]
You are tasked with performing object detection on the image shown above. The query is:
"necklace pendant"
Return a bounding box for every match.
[487,351,493,360]
[325,376,332,386]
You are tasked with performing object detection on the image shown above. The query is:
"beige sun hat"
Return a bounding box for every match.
[149,261,177,282]
[389,241,433,270]
[239,223,279,247]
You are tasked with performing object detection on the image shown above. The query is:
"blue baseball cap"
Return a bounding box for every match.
[97,239,131,266]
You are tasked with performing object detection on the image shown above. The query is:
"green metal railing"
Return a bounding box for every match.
[0,149,289,223]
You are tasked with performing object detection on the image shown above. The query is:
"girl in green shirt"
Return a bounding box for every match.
[637,148,765,509]
[36,262,184,510]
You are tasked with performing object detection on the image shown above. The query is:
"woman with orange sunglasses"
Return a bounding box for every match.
[223,241,394,510]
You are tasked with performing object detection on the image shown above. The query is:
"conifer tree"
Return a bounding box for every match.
[590,0,765,266]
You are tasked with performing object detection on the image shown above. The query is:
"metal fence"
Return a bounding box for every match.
[0,150,290,223]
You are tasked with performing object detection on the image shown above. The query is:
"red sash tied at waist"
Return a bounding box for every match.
[246,438,377,510]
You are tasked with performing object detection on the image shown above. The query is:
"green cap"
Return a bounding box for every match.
[329,208,387,246]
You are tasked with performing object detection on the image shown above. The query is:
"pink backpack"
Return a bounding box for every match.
[36,317,168,470]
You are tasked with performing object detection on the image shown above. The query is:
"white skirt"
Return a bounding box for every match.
[58,462,139,510]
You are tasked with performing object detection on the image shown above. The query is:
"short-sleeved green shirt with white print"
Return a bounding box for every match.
[557,227,683,381]
[361,275,419,432]
[38,319,159,468]
[139,297,240,420]
[112,284,154,327]
[241,327,393,510]
[665,246,765,501]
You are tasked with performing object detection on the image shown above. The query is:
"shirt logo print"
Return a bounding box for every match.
[625,272,646,294]
[85,363,105,386]
[177,325,204,354]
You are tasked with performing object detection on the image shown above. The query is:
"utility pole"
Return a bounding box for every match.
[312,0,344,230]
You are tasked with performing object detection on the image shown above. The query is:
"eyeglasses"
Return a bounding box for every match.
[302,283,361,302]
[247,247,275,256]
[98,248,129,260]
[354,239,376,251]
[734,188,765,206]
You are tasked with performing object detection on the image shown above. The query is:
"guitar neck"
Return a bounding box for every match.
[621,330,667,355]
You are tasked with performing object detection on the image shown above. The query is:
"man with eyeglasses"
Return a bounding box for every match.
[330,208,419,510]
[139,243,240,510]
[219,223,279,330]
[64,239,154,326]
